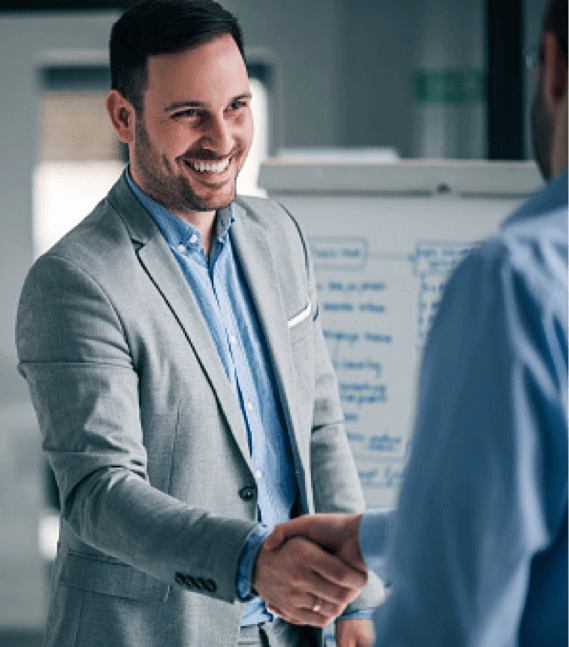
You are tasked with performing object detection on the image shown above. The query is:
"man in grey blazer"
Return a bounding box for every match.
[16,1,383,645]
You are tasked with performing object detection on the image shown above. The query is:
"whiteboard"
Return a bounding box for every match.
[259,158,543,508]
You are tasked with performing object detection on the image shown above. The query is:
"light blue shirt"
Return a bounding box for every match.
[125,172,297,625]
[361,170,568,646]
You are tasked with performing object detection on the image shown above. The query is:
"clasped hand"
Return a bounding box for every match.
[252,513,366,627]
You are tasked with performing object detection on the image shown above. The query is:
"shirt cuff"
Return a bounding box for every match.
[339,609,374,620]
[359,507,396,585]
[237,524,271,601]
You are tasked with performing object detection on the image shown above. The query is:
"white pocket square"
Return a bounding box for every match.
[288,301,312,328]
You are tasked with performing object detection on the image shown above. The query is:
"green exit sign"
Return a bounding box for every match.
[415,69,486,104]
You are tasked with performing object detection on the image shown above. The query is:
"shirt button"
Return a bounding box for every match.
[177,244,186,252]
[246,402,253,411]
[239,486,256,501]
[254,470,262,480]
[230,335,237,344]
[190,234,198,244]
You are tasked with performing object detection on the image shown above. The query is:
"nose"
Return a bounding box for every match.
[201,113,233,155]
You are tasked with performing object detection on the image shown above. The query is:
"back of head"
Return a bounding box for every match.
[543,0,568,61]
[110,0,245,114]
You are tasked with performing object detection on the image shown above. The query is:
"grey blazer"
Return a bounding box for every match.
[16,172,383,647]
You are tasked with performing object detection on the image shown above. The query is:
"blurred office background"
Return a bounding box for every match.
[0,0,546,644]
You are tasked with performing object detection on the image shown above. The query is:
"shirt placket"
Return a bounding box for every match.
[210,243,275,525]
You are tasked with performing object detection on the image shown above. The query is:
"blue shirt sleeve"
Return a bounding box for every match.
[236,524,271,601]
[339,609,374,620]
[359,507,396,584]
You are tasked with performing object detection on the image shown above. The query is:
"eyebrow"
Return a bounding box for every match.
[164,93,252,113]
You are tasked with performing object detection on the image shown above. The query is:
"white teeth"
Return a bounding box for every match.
[190,158,230,173]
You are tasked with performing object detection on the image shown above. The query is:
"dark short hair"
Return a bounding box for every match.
[543,0,568,62]
[110,0,245,113]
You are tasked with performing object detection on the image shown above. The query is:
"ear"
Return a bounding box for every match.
[542,32,568,108]
[105,89,136,144]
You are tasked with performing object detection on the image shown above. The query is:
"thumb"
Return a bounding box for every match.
[263,517,312,551]
[262,525,286,551]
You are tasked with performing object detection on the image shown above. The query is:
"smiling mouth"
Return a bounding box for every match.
[186,158,231,174]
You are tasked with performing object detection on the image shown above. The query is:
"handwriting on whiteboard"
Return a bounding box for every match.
[310,236,472,506]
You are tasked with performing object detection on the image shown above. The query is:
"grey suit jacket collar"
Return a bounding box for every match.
[105,171,300,476]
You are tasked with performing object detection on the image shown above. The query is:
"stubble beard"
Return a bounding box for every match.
[531,70,554,182]
[133,117,238,214]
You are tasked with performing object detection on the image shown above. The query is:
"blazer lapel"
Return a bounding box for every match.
[230,203,302,460]
[108,173,253,470]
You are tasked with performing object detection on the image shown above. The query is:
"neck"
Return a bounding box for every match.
[127,167,217,256]
[175,209,217,256]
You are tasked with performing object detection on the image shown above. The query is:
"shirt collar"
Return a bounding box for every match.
[502,168,568,230]
[125,166,235,248]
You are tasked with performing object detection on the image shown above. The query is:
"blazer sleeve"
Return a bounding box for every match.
[16,252,258,604]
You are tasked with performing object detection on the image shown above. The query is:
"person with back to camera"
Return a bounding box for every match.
[265,0,568,644]
[15,1,384,646]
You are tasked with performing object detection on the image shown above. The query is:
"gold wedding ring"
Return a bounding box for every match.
[311,597,322,613]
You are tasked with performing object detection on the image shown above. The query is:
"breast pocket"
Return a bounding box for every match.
[288,300,312,332]
[288,301,316,413]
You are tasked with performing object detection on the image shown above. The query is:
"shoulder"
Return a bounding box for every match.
[473,207,568,318]
[233,194,309,267]
[234,195,305,241]
[445,205,567,313]
[28,174,148,283]
[422,204,568,384]
[489,173,568,308]
[25,207,127,301]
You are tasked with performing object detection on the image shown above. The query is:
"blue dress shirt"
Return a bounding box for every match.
[360,170,568,645]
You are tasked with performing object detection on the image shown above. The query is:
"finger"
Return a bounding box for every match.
[302,595,345,622]
[266,604,297,625]
[298,604,341,628]
[310,595,322,614]
[269,589,343,621]
[262,525,286,552]
[310,549,367,593]
[298,578,355,614]
[337,539,368,575]
[266,602,335,628]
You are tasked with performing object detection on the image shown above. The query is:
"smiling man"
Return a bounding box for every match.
[15,1,383,647]
[108,32,254,244]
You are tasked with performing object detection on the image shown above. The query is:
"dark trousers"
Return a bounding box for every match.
[238,619,322,647]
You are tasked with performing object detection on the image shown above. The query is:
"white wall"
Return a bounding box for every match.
[0,12,120,628]
[341,0,486,157]
[227,0,346,148]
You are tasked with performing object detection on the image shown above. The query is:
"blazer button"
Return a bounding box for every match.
[239,486,256,501]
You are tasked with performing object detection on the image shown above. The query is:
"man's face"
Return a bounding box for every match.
[130,34,253,218]
[531,45,554,181]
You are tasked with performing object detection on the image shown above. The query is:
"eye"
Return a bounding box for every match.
[230,99,247,110]
[174,108,197,119]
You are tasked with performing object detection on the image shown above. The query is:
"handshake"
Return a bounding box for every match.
[252,513,367,628]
